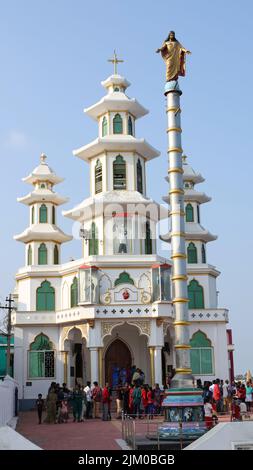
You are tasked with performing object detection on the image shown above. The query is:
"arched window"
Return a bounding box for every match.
[102,116,108,137]
[202,244,206,263]
[114,272,135,286]
[36,280,55,311]
[190,331,213,375]
[31,206,35,225]
[95,159,102,194]
[187,242,197,263]
[188,279,204,309]
[54,245,59,265]
[128,116,133,135]
[137,159,143,193]
[113,155,126,189]
[39,204,47,223]
[89,222,98,255]
[38,243,47,265]
[71,277,78,307]
[27,245,32,265]
[186,203,194,222]
[52,206,56,224]
[113,113,123,134]
[145,221,152,254]
[29,333,55,378]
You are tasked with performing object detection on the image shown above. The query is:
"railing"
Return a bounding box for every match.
[121,413,165,450]
[0,375,19,426]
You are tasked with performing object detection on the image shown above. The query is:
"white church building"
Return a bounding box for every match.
[12,70,233,407]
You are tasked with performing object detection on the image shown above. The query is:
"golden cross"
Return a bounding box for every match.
[108,50,124,75]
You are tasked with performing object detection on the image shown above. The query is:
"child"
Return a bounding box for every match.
[204,398,213,429]
[36,394,44,424]
[60,400,69,423]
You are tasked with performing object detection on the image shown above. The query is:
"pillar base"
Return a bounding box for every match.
[170,372,195,389]
[158,387,207,441]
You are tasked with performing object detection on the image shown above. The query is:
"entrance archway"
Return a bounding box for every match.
[105,338,132,388]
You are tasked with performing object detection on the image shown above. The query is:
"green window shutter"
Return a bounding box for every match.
[113,155,126,190]
[27,245,32,265]
[31,206,35,224]
[29,351,45,378]
[187,242,197,263]
[188,280,204,309]
[36,281,55,311]
[145,222,152,254]
[38,243,47,265]
[137,159,143,193]
[128,116,133,135]
[95,159,102,194]
[52,206,56,224]
[202,244,206,263]
[54,245,59,264]
[190,348,201,374]
[39,204,47,223]
[190,331,211,348]
[89,222,98,255]
[186,204,194,222]
[201,349,213,374]
[102,116,108,137]
[71,277,78,307]
[113,114,123,134]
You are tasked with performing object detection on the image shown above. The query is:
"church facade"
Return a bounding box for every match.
[12,71,233,406]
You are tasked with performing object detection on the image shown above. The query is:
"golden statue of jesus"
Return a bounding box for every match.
[156,31,191,82]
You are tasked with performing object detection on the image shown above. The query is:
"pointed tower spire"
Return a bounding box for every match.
[14,154,72,266]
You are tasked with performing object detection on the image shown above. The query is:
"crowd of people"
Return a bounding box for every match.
[199,378,253,428]
[35,373,253,426]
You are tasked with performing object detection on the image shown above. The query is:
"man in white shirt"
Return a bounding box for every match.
[84,381,92,419]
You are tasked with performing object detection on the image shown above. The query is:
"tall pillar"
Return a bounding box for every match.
[165,80,193,388]
[89,347,99,384]
[153,346,162,387]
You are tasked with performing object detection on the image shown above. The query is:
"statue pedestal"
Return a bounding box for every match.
[158,388,207,441]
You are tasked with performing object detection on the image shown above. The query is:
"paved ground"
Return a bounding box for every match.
[16,411,234,450]
[16,411,122,450]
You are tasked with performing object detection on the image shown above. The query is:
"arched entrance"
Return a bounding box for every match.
[105,338,132,388]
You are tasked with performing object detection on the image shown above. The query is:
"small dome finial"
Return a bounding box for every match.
[40,153,47,164]
[182,154,187,163]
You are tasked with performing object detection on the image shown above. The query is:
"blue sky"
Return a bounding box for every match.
[0,0,252,374]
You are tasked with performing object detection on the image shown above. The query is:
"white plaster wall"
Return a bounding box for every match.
[19,325,60,400]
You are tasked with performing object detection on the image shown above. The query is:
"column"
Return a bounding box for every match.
[89,347,99,384]
[153,346,163,387]
[166,81,193,387]
[149,347,155,387]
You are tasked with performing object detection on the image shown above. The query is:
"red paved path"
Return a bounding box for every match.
[16,411,122,450]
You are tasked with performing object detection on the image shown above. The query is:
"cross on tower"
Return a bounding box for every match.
[108,50,124,75]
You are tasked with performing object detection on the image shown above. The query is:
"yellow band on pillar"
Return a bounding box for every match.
[170,232,186,237]
[171,253,187,259]
[166,127,182,133]
[168,167,184,174]
[173,321,191,326]
[175,368,192,373]
[166,107,181,113]
[173,297,189,303]
[171,275,188,281]
[169,189,184,195]
[169,211,185,217]
[167,147,183,153]
[174,344,191,349]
